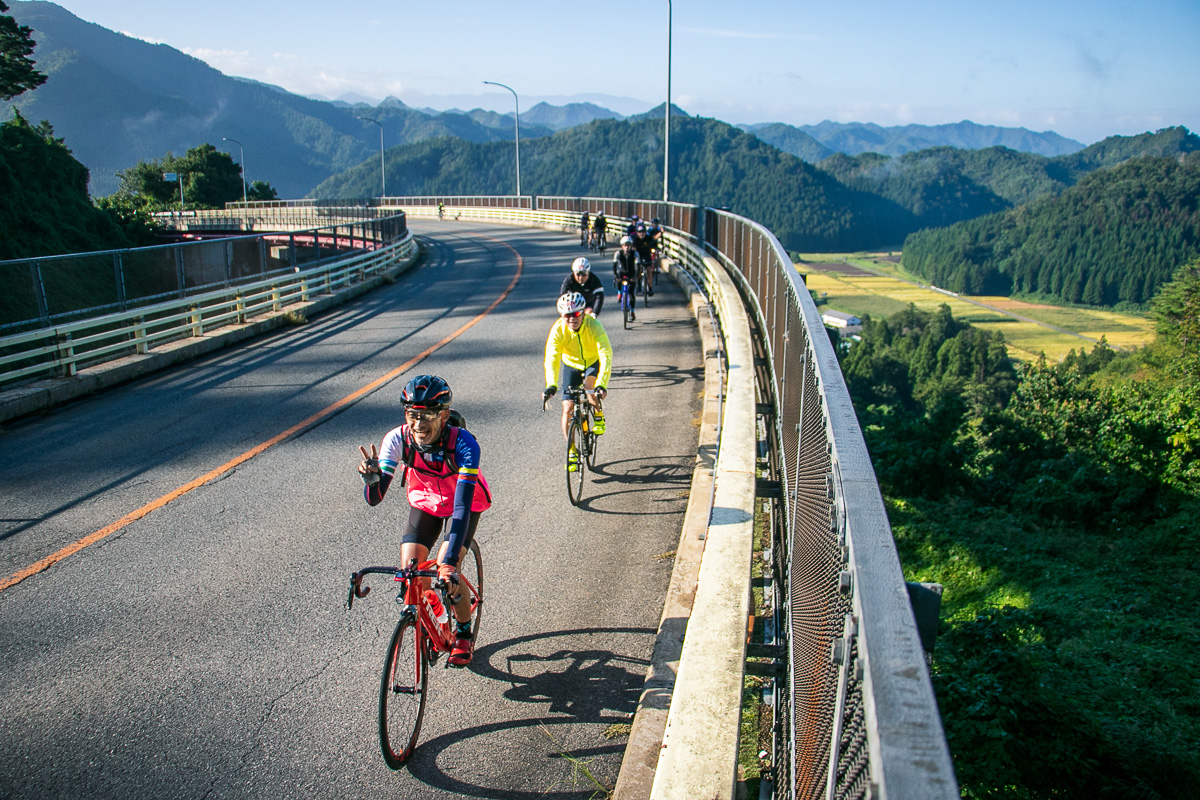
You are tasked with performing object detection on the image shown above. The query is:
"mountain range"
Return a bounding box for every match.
[7,1,1087,198]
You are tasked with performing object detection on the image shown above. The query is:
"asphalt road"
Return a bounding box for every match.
[0,221,703,799]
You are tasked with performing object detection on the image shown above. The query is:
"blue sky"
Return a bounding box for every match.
[28,0,1200,144]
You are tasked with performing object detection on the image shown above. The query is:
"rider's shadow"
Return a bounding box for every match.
[470,627,654,720]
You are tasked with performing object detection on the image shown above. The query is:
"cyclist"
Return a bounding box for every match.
[357,374,491,667]
[593,211,608,251]
[437,201,445,220]
[559,256,605,316]
[632,225,658,297]
[579,210,591,247]
[543,293,613,472]
[646,217,664,247]
[612,235,641,321]
[625,214,641,238]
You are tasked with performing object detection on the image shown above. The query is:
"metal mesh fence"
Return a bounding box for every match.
[705,213,869,800]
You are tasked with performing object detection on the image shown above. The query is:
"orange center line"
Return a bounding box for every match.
[1,235,523,594]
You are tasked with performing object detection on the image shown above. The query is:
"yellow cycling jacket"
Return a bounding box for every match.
[544,316,614,389]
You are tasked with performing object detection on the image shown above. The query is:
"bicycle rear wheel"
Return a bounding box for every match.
[379,613,427,769]
[566,418,586,506]
[641,270,651,307]
[622,292,629,330]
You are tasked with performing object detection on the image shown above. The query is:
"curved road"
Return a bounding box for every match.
[0,222,703,799]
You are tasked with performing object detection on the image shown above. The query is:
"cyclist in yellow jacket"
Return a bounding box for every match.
[543,292,614,471]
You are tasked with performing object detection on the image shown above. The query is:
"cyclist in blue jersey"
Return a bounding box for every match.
[357,375,491,666]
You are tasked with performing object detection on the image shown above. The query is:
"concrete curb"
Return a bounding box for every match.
[613,260,722,799]
[0,248,422,427]
[613,246,758,800]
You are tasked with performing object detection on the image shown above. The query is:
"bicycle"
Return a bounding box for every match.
[543,386,598,506]
[596,230,607,254]
[347,539,484,769]
[616,275,635,329]
[588,229,599,252]
[638,257,653,308]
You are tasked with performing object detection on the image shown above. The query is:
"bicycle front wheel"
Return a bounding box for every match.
[585,409,599,469]
[566,418,586,506]
[460,538,484,641]
[379,614,427,769]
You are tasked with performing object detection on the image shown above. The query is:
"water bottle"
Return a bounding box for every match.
[426,590,449,626]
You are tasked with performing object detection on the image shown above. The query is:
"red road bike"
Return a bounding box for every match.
[348,540,484,768]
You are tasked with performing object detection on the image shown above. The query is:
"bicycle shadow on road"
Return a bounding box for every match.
[401,626,654,798]
[406,715,631,799]
[571,455,694,514]
[470,626,653,718]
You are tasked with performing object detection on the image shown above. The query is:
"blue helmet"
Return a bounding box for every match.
[401,374,452,410]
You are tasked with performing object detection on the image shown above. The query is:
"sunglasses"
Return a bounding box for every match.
[563,311,584,319]
[404,408,443,421]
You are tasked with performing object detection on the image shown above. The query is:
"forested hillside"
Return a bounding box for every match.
[748,119,1084,159]
[4,1,549,195]
[901,154,1200,304]
[841,263,1200,797]
[311,117,919,251]
[0,111,148,259]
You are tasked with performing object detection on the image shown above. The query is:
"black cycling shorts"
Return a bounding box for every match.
[401,506,481,554]
[559,360,599,392]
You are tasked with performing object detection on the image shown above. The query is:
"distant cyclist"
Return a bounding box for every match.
[543,293,614,471]
[580,210,591,247]
[612,235,641,321]
[593,211,608,251]
[357,375,492,667]
[437,201,445,220]
[646,217,663,247]
[560,256,605,316]
[632,224,658,296]
[625,214,642,238]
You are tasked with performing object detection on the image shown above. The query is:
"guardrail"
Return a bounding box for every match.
[0,214,412,388]
[2,199,956,799]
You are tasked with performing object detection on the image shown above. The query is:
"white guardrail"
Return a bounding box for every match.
[0,232,415,387]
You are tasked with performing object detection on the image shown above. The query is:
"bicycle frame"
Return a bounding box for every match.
[349,561,481,655]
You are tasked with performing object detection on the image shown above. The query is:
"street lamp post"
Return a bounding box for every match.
[357,116,386,198]
[482,81,521,198]
[222,137,247,203]
[664,0,672,203]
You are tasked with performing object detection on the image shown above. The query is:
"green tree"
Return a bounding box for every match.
[0,1,46,101]
[115,143,251,210]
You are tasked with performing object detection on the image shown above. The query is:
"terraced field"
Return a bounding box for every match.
[798,255,1156,361]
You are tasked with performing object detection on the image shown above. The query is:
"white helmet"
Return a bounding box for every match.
[620,235,633,245]
[557,292,586,315]
[572,256,591,274]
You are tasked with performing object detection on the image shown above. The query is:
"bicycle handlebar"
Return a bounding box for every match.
[347,563,444,610]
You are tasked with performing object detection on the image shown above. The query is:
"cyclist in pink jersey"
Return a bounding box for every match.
[358,374,490,666]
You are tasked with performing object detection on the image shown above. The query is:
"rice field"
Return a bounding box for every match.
[799,259,1156,362]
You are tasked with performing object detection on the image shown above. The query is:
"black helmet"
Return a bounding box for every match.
[401,374,452,410]
[651,217,660,224]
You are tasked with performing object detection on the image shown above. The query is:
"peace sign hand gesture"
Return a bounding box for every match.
[358,444,381,485]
